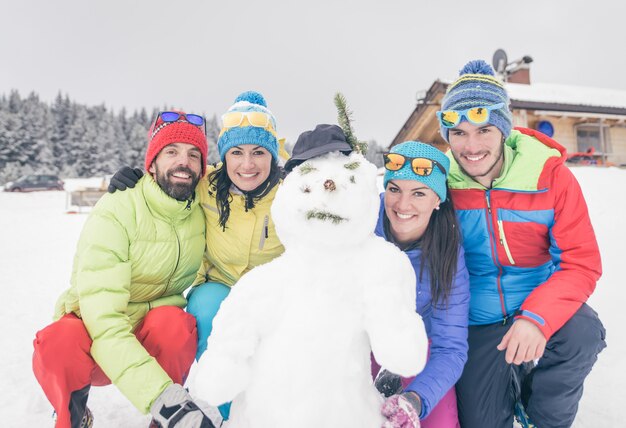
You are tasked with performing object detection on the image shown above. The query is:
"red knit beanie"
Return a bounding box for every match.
[144,112,208,175]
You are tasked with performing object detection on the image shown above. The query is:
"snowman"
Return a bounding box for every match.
[194,149,427,428]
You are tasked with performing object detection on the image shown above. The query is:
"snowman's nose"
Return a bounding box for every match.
[324,179,336,192]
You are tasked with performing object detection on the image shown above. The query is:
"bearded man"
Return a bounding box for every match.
[33,111,218,428]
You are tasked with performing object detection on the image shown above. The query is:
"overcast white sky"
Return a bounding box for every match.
[2,0,625,146]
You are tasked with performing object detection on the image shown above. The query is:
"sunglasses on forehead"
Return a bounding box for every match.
[437,103,505,129]
[383,153,447,177]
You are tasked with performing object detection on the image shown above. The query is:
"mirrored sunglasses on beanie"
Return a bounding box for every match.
[151,111,207,139]
[436,103,505,128]
[383,153,447,177]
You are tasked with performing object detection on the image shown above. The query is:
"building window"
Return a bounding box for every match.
[576,124,611,154]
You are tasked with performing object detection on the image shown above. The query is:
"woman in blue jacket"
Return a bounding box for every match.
[376,141,470,428]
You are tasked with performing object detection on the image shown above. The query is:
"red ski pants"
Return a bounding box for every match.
[32,306,197,428]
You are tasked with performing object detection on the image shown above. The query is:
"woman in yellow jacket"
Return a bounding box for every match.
[188,91,283,353]
[186,91,284,419]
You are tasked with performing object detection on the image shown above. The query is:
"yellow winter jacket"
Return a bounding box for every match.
[54,175,205,413]
[195,165,284,287]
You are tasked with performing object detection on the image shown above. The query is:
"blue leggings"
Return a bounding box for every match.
[187,281,232,419]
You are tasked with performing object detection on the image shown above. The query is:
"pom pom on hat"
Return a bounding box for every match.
[383,141,449,202]
[459,59,496,76]
[235,91,267,106]
[218,91,279,161]
[144,111,208,175]
[439,59,512,142]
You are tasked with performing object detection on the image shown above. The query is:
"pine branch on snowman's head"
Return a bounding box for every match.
[334,92,368,155]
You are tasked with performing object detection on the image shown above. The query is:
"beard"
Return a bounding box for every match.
[154,165,200,201]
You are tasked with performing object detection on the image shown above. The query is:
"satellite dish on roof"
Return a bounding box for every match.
[492,49,508,74]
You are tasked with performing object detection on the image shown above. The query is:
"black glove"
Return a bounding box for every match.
[375,368,404,398]
[150,384,217,428]
[107,166,144,193]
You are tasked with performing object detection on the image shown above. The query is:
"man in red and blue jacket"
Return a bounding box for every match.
[439,60,606,428]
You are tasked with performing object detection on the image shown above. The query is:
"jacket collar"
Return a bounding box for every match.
[141,175,199,221]
[447,128,563,192]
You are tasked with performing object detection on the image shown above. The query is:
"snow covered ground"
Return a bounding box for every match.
[0,167,623,427]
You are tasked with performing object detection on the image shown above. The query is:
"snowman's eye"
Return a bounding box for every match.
[344,162,360,170]
[299,163,317,175]
[349,175,355,184]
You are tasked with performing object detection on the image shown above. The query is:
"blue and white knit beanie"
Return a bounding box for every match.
[383,141,450,202]
[218,91,279,161]
[440,60,512,142]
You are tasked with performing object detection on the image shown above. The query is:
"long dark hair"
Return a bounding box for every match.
[208,159,281,230]
[419,194,461,308]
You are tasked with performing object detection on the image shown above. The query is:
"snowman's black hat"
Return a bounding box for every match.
[284,124,353,172]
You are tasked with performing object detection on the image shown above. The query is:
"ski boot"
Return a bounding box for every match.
[52,407,93,428]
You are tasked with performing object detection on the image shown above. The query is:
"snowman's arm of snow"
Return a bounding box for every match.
[194,265,279,405]
[363,244,427,377]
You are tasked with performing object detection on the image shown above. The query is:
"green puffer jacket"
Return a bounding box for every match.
[54,175,205,413]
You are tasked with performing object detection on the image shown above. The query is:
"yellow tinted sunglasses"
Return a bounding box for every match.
[437,103,505,128]
[221,111,274,129]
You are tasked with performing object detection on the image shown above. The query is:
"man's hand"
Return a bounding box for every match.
[150,384,217,428]
[107,166,143,193]
[497,319,546,365]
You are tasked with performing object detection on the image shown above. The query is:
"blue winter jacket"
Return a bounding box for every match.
[375,195,470,418]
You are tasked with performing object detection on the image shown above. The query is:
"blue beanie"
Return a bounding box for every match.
[440,60,512,142]
[383,141,450,202]
[218,91,279,161]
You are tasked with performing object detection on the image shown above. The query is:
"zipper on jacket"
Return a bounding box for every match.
[485,191,508,320]
[163,225,181,296]
[259,215,269,250]
[497,220,516,265]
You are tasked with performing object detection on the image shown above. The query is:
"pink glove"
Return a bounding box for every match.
[381,393,421,428]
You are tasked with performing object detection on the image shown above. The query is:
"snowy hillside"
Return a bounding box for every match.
[0,167,623,427]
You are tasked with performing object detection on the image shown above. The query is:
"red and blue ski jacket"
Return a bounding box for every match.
[447,127,602,340]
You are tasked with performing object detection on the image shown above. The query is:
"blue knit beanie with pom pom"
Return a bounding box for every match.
[439,60,512,142]
[383,141,450,202]
[218,91,279,161]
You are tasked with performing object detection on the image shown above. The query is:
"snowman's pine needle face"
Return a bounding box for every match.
[272,152,380,247]
[296,160,365,224]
